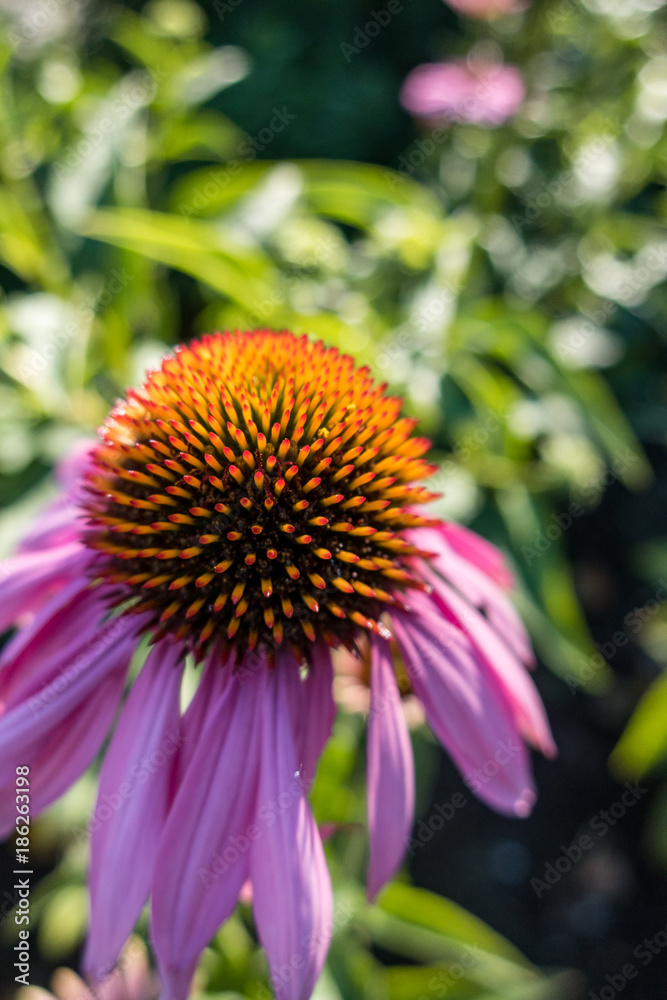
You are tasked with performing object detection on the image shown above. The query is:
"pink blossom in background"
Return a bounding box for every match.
[401,60,525,127]
[444,0,527,18]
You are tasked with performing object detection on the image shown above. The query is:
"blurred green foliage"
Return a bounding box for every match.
[0,0,665,997]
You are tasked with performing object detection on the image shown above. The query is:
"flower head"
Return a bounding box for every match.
[0,330,554,1000]
[401,60,525,127]
[85,330,437,658]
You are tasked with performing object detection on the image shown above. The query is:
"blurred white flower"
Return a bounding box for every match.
[549,317,623,369]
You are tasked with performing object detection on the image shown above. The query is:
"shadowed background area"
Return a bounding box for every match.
[0,0,666,998]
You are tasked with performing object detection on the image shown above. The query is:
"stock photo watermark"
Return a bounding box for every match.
[72,728,186,845]
[17,268,133,384]
[511,119,619,231]
[53,70,166,178]
[565,580,667,693]
[530,782,647,899]
[6,0,68,52]
[177,107,296,218]
[340,0,412,63]
[13,766,31,986]
[520,448,639,567]
[414,945,482,1000]
[588,920,667,1000]
[253,898,357,1000]
[198,774,306,890]
[211,0,243,22]
[245,236,340,327]
[406,792,467,856]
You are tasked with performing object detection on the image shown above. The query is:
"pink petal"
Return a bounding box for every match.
[284,643,336,789]
[409,526,534,666]
[419,567,555,757]
[54,438,96,490]
[251,667,333,1000]
[10,667,127,821]
[173,654,222,784]
[17,440,93,555]
[0,579,108,711]
[150,655,264,1000]
[16,498,85,554]
[0,613,142,767]
[85,639,185,982]
[437,522,514,588]
[367,635,415,901]
[392,599,536,817]
[0,616,139,837]
[0,542,89,633]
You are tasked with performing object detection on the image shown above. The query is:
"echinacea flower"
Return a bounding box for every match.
[443,0,527,18]
[0,330,554,1000]
[400,60,525,127]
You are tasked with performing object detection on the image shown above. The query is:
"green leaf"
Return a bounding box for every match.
[80,208,283,315]
[384,966,479,1000]
[611,671,667,778]
[377,884,532,969]
[170,159,440,228]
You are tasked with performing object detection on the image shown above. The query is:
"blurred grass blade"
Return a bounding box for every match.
[80,208,282,314]
[377,883,532,967]
[611,672,667,778]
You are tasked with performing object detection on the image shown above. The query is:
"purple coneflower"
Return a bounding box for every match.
[401,59,525,127]
[0,330,554,1000]
[444,0,527,18]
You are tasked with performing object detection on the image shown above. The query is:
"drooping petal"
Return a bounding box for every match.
[409,525,534,666]
[16,497,85,554]
[2,666,127,830]
[0,578,108,710]
[285,643,336,789]
[392,597,537,817]
[367,635,415,901]
[85,639,185,982]
[432,521,514,588]
[420,566,555,757]
[151,656,264,1000]
[0,615,140,837]
[16,440,93,555]
[173,652,224,784]
[54,438,96,490]
[0,612,142,768]
[0,542,89,633]
[251,667,333,1000]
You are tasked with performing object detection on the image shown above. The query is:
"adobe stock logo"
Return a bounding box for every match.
[530,783,647,899]
[340,0,410,63]
[589,922,667,1000]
